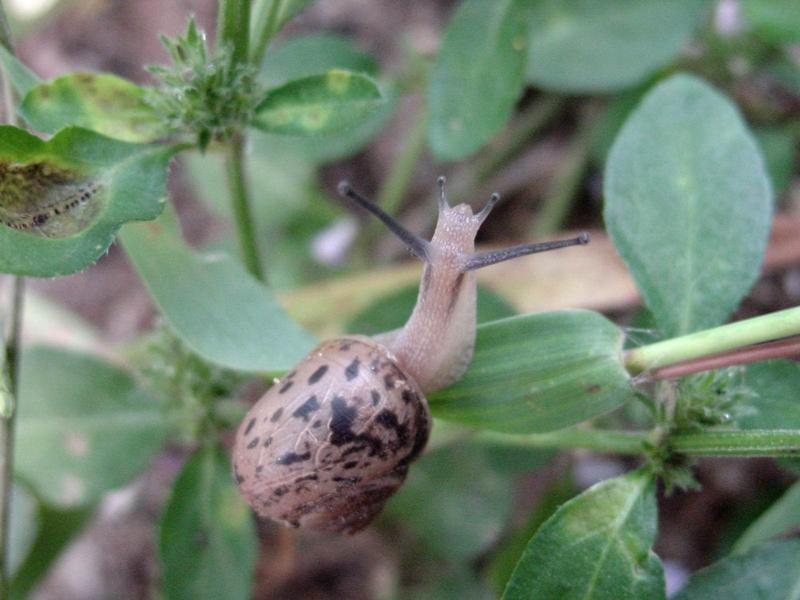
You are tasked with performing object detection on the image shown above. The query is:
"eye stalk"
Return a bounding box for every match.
[463,232,590,271]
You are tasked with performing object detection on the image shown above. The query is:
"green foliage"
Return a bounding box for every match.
[525,0,711,92]
[120,211,317,373]
[20,73,164,143]
[253,69,384,135]
[159,446,257,600]
[738,360,800,429]
[0,126,175,276]
[427,0,530,160]
[147,17,261,149]
[503,468,664,600]
[15,347,167,507]
[740,0,800,43]
[673,539,800,599]
[673,368,752,431]
[0,44,39,97]
[734,481,800,554]
[8,484,37,578]
[385,443,516,562]
[430,310,633,433]
[604,74,772,337]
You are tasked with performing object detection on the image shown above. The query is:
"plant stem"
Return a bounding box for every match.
[217,0,250,64]
[224,132,265,281]
[670,430,800,457]
[0,277,23,597]
[357,105,428,257]
[625,306,800,375]
[0,5,24,594]
[473,428,650,454]
[532,106,593,236]
[649,336,800,380]
[250,0,285,66]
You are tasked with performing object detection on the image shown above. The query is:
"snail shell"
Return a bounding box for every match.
[232,336,430,534]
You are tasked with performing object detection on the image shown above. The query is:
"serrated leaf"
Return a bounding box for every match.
[673,539,800,599]
[738,360,800,429]
[429,310,632,433]
[526,0,711,93]
[0,45,40,98]
[604,74,772,337]
[16,347,167,507]
[0,126,175,277]
[253,69,384,135]
[734,481,800,554]
[120,213,317,373]
[159,446,257,600]
[741,0,800,43]
[20,73,164,143]
[427,0,530,160]
[503,468,665,600]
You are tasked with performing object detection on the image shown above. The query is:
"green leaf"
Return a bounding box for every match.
[734,481,800,554]
[385,443,515,561]
[503,468,664,600]
[0,126,175,277]
[120,213,317,373]
[0,45,40,98]
[10,503,94,600]
[741,0,800,43]
[260,33,378,88]
[673,539,800,599]
[9,484,38,578]
[16,347,167,507]
[754,127,796,198]
[526,0,711,93]
[159,446,257,600]
[429,310,632,433]
[253,69,384,136]
[738,360,800,429]
[604,74,772,337]
[347,283,516,336]
[256,33,395,163]
[427,0,530,161]
[20,73,164,143]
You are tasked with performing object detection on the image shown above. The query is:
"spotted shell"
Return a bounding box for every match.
[232,336,431,534]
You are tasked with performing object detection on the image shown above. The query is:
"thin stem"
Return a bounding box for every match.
[649,336,800,380]
[357,106,429,257]
[250,0,284,66]
[625,306,800,375]
[472,428,650,454]
[217,0,250,65]
[0,278,23,597]
[0,5,24,594]
[532,106,594,236]
[670,430,800,457]
[224,132,265,281]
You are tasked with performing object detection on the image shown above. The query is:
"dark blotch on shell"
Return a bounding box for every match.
[276,451,311,466]
[345,358,360,381]
[308,365,329,384]
[292,395,320,422]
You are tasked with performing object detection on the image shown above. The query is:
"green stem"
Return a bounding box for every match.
[670,430,800,457]
[250,0,284,66]
[473,428,649,454]
[224,132,264,281]
[217,0,250,65]
[625,306,800,375]
[0,5,24,594]
[532,106,593,236]
[0,277,23,598]
[357,106,429,258]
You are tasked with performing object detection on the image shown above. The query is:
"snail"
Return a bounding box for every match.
[232,177,589,534]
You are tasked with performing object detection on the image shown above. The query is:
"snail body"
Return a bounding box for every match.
[232,178,588,533]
